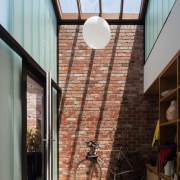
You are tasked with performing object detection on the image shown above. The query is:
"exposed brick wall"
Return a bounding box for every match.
[58,24,158,180]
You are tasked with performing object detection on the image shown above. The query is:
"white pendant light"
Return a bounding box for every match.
[83,16,111,49]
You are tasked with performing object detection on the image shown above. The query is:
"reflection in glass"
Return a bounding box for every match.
[80,0,99,13]
[59,0,78,13]
[123,0,142,13]
[27,76,44,180]
[102,0,121,13]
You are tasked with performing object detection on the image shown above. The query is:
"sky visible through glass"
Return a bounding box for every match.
[59,0,142,14]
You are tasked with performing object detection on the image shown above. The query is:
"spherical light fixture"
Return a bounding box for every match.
[83,16,111,49]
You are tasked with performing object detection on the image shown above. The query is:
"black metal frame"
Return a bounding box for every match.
[22,62,27,180]
[22,63,47,180]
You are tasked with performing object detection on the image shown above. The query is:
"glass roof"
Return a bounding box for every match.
[123,0,142,13]
[102,0,121,13]
[80,0,99,13]
[59,0,78,13]
[57,0,145,21]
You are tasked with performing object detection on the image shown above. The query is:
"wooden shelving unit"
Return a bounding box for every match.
[146,50,180,180]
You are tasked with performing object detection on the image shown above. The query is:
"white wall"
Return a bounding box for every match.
[144,0,180,92]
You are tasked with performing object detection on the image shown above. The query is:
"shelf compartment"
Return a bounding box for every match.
[160,100,177,124]
[160,58,177,78]
[160,59,177,95]
[160,125,177,145]
[160,120,177,127]
[160,88,177,102]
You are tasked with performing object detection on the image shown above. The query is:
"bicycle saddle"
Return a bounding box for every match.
[85,141,99,148]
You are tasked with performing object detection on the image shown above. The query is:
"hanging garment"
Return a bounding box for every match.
[160,149,172,166]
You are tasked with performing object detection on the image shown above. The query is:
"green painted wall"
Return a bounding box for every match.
[0,40,22,180]
[0,0,57,179]
[0,0,57,81]
[145,0,176,61]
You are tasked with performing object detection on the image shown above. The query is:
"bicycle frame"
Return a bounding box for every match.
[96,146,134,179]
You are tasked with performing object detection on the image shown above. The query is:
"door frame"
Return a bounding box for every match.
[22,62,47,180]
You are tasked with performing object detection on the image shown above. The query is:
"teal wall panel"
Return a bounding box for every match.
[145,0,176,60]
[0,40,22,180]
[0,0,57,179]
[0,0,57,81]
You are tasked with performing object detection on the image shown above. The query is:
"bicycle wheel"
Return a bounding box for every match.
[74,158,102,180]
[117,154,146,180]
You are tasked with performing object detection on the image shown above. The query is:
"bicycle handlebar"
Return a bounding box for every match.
[86,141,99,149]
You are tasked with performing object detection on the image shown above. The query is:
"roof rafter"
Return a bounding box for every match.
[119,0,124,20]
[139,0,149,20]
[52,0,62,21]
[99,0,102,16]
[76,0,81,19]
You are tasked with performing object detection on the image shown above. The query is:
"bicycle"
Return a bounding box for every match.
[74,141,146,180]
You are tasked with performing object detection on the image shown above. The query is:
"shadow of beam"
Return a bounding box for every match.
[66,50,95,180]
[59,26,79,125]
[94,26,120,142]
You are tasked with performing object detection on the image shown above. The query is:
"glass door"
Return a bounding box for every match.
[26,75,45,180]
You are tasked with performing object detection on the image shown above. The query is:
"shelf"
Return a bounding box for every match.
[146,164,172,180]
[146,164,158,174]
[159,172,172,180]
[160,120,177,126]
[160,88,177,102]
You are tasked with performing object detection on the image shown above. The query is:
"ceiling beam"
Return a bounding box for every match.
[139,0,149,20]
[99,0,102,16]
[52,0,62,21]
[119,0,124,20]
[76,0,81,19]
[59,13,140,21]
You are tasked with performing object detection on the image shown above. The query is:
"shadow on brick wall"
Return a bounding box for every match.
[66,49,95,179]
[104,27,158,179]
[58,24,158,180]
[59,25,80,125]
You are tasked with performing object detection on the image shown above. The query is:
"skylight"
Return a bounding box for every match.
[56,0,145,21]
[80,0,99,13]
[102,0,121,13]
[123,0,142,13]
[59,0,78,13]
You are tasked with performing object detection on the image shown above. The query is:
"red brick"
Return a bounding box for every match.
[58,25,158,180]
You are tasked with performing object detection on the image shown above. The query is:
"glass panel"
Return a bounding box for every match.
[0,0,9,30]
[102,0,121,13]
[80,0,99,13]
[0,39,22,180]
[0,40,14,180]
[59,0,78,13]
[27,76,45,180]
[123,0,142,13]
